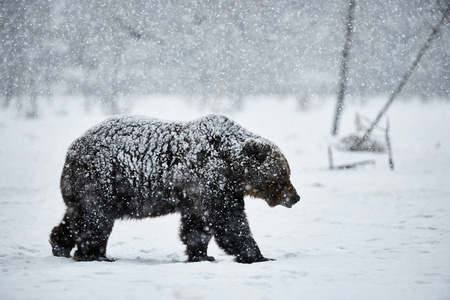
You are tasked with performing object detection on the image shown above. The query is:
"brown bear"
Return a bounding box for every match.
[50,115,300,263]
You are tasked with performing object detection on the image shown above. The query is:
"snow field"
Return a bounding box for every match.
[0,96,449,299]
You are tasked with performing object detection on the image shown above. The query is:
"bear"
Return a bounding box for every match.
[50,114,300,263]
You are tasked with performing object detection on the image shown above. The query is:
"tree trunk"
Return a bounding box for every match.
[331,0,356,136]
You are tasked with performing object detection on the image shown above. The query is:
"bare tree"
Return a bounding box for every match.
[331,0,356,136]
[359,5,450,144]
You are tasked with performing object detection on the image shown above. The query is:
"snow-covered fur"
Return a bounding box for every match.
[50,115,300,263]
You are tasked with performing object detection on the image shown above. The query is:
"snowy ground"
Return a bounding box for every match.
[1,96,449,299]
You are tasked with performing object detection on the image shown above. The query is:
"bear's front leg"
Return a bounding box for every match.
[180,213,215,262]
[213,207,272,264]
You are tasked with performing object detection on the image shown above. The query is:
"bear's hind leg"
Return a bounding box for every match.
[50,210,76,258]
[180,213,215,262]
[73,205,115,262]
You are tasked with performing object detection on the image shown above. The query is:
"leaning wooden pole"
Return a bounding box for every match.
[359,6,450,144]
[332,0,356,136]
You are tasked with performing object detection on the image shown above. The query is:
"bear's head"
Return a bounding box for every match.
[241,138,300,208]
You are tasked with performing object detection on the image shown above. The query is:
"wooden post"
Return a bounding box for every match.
[328,146,334,169]
[385,118,394,170]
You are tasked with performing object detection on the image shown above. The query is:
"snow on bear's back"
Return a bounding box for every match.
[65,115,256,179]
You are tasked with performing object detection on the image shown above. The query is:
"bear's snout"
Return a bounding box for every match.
[282,193,300,208]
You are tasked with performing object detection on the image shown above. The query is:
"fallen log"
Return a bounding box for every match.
[328,146,376,170]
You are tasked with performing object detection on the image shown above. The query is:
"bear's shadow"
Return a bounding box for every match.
[115,257,183,265]
[114,257,222,265]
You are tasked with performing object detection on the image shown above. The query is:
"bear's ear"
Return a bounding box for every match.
[243,139,270,163]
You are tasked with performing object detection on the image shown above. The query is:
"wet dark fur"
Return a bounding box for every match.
[50,115,300,263]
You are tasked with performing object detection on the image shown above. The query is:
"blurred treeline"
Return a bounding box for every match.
[1,0,449,116]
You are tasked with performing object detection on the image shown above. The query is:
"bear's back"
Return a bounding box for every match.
[62,114,258,197]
